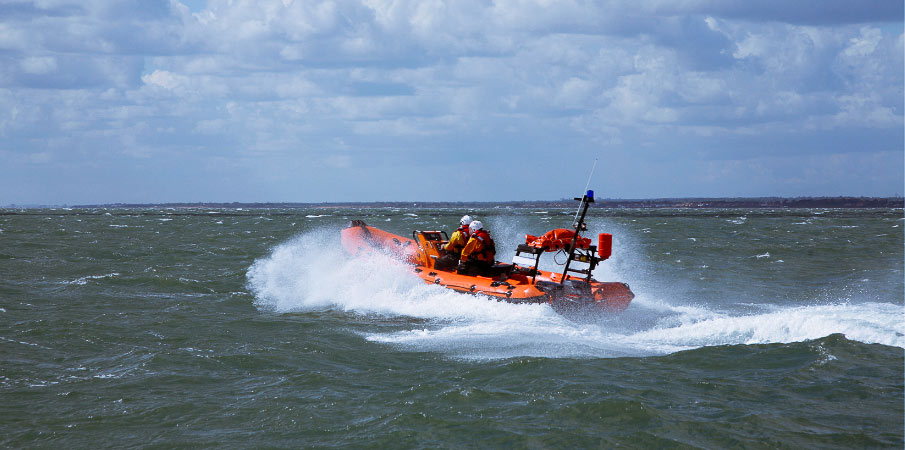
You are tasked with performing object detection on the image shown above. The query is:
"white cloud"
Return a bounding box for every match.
[676,72,727,104]
[0,23,27,51]
[555,77,594,108]
[20,56,57,75]
[0,0,901,203]
[832,94,899,128]
[141,70,188,90]
[194,118,227,134]
[842,26,882,57]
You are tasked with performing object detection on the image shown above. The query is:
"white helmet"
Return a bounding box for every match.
[469,220,483,233]
[460,215,473,226]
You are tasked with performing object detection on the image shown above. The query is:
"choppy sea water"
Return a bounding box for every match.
[1,206,902,448]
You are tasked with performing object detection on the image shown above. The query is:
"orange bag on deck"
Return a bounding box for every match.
[525,229,591,252]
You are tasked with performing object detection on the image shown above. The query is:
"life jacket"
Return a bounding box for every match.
[469,229,495,262]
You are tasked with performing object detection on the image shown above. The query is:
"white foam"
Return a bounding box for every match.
[69,273,120,286]
[625,302,905,351]
[247,231,553,321]
[247,230,905,360]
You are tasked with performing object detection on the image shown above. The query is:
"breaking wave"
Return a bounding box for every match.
[247,229,904,360]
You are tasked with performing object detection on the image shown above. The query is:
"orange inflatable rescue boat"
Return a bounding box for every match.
[340,190,634,314]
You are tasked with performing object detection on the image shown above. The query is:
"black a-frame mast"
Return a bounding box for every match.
[559,190,600,283]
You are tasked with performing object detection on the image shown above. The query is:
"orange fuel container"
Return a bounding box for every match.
[598,233,612,260]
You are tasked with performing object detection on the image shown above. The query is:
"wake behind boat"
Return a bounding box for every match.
[340,190,634,314]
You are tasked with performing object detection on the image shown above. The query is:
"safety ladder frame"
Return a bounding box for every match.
[513,244,544,283]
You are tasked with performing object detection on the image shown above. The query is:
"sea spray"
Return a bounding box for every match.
[625,301,905,351]
[246,228,558,321]
[246,226,904,360]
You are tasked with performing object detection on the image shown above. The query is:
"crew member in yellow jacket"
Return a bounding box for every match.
[435,215,472,271]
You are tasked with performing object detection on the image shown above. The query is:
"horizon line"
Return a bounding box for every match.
[4,195,904,209]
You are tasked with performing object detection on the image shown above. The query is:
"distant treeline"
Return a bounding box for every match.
[56,196,904,209]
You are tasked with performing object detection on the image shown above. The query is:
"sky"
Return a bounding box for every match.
[0,0,902,204]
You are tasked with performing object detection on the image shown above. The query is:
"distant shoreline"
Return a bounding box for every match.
[5,197,903,209]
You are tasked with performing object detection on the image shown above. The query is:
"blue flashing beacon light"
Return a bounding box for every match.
[586,189,594,201]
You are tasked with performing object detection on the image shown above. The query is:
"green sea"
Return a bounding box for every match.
[1,206,902,448]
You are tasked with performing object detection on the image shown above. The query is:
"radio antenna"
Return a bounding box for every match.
[583,158,598,194]
[573,158,598,225]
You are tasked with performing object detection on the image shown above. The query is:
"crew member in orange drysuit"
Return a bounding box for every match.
[457,220,496,276]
